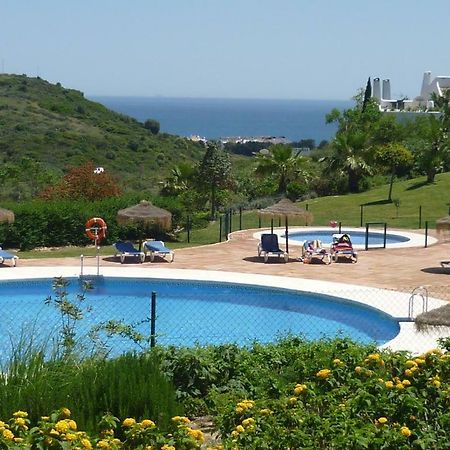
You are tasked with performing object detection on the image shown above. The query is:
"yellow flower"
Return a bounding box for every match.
[12,411,28,418]
[112,439,121,445]
[187,428,204,443]
[354,366,363,374]
[377,417,388,425]
[2,429,14,440]
[55,420,70,433]
[161,445,176,450]
[14,417,26,427]
[122,418,136,427]
[259,408,273,416]
[288,397,298,405]
[242,418,255,427]
[49,429,60,437]
[316,368,331,379]
[68,419,77,430]
[65,433,77,441]
[402,379,411,387]
[405,360,417,368]
[333,358,344,366]
[235,425,245,434]
[41,416,50,422]
[396,383,405,390]
[97,439,109,449]
[368,353,381,361]
[432,379,441,388]
[61,407,71,418]
[404,369,413,377]
[13,437,24,443]
[81,438,93,450]
[140,419,156,428]
[294,384,307,395]
[400,426,412,437]
[171,416,190,424]
[414,358,425,366]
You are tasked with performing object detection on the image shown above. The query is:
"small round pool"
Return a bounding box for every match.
[0,277,399,359]
[287,229,409,246]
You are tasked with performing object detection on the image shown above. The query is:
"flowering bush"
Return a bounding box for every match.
[0,408,205,450]
[217,348,450,449]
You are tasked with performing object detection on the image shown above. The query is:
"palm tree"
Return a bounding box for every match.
[160,163,196,196]
[254,144,309,194]
[322,131,372,192]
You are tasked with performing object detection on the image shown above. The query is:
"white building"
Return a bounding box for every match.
[372,71,450,112]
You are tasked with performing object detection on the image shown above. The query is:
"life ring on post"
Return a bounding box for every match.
[85,217,107,242]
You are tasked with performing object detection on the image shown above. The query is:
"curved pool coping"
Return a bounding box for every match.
[1,266,448,355]
[252,226,437,249]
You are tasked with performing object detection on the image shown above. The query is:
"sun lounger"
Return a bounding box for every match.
[301,240,331,264]
[114,241,145,263]
[257,233,288,263]
[143,240,174,262]
[0,247,18,267]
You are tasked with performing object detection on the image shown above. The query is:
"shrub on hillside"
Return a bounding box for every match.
[39,161,122,201]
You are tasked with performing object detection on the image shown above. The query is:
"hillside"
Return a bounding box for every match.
[0,74,205,198]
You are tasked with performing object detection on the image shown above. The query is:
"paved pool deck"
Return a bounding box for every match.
[5,227,449,297]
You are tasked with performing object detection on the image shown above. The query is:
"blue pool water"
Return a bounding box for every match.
[287,230,410,246]
[0,277,399,358]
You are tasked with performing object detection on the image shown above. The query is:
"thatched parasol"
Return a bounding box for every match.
[436,216,450,234]
[117,200,172,249]
[0,207,15,224]
[415,303,450,331]
[259,198,313,253]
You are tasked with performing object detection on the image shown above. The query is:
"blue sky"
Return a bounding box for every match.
[1,0,449,100]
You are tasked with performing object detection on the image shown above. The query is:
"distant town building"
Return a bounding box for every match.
[372,71,450,112]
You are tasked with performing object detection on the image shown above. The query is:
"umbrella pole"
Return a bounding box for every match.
[285,216,289,254]
[271,218,274,234]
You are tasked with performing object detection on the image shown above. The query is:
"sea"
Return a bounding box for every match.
[89,96,353,143]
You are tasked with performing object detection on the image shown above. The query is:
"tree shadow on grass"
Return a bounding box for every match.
[362,199,392,206]
[406,180,430,191]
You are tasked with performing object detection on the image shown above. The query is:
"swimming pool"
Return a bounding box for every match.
[287,229,409,246]
[254,227,435,248]
[0,276,399,359]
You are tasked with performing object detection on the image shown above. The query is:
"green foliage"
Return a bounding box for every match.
[254,144,311,195]
[0,352,182,434]
[199,142,234,217]
[0,74,204,198]
[144,118,160,135]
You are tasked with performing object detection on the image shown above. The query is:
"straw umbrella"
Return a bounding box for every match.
[259,198,312,253]
[117,200,172,249]
[436,216,450,235]
[0,207,15,224]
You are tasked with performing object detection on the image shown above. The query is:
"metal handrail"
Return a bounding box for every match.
[408,286,429,319]
[80,249,101,277]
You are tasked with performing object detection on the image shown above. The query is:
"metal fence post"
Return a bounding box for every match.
[424,221,429,248]
[360,205,364,227]
[418,205,422,229]
[187,215,191,243]
[365,223,369,250]
[229,208,233,234]
[383,223,387,249]
[338,222,342,233]
[150,291,157,348]
[219,215,222,242]
[239,207,242,230]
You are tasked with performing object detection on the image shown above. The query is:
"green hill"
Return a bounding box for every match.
[0,74,205,198]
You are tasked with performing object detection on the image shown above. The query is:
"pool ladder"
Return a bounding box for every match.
[408,286,429,320]
[80,252,101,277]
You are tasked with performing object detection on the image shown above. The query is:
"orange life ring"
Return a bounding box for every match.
[85,217,107,242]
[329,220,338,228]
